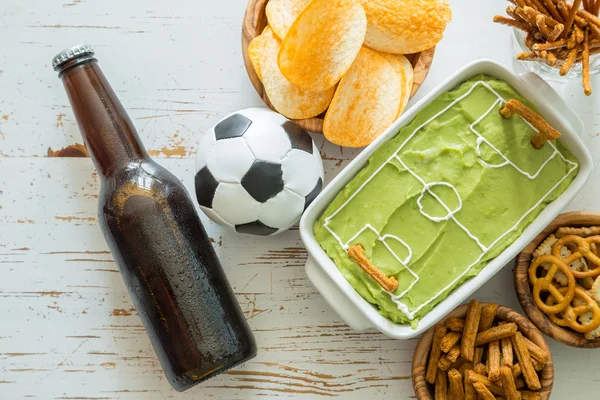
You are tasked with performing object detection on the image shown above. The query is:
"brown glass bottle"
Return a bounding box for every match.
[52,45,256,391]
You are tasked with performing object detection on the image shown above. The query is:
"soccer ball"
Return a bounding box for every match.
[194,108,324,236]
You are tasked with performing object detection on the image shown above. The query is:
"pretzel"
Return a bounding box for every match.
[516,51,558,66]
[543,0,565,22]
[532,38,568,49]
[552,235,600,278]
[494,15,538,34]
[558,1,589,27]
[347,245,398,292]
[583,28,593,95]
[561,43,580,75]
[499,99,561,149]
[529,254,576,313]
[545,285,600,332]
[563,0,583,38]
[557,226,600,238]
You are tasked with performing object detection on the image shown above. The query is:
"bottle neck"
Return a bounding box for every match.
[60,60,148,176]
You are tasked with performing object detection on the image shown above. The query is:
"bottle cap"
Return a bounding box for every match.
[52,44,95,71]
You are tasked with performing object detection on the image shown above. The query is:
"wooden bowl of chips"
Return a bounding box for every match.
[412,301,553,400]
[241,0,436,134]
[514,211,600,348]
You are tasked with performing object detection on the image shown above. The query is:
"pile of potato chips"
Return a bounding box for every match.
[249,0,452,147]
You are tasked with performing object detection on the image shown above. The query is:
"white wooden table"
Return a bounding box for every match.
[1,1,599,398]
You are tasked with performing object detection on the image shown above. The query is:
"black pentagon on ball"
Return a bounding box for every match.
[236,221,278,236]
[214,113,253,140]
[304,178,323,210]
[194,166,219,208]
[283,121,313,154]
[241,160,284,203]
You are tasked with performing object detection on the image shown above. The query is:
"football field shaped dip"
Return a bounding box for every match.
[314,75,579,327]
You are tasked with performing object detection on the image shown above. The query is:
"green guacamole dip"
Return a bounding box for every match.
[314,75,579,327]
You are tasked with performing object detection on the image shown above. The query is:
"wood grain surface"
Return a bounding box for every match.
[241,0,435,133]
[2,1,600,399]
[514,212,600,348]
[412,304,554,400]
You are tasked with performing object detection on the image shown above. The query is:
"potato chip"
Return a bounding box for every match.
[278,0,367,92]
[379,53,407,119]
[248,27,272,81]
[396,54,414,116]
[265,0,311,40]
[361,0,452,54]
[261,30,335,120]
[323,47,401,148]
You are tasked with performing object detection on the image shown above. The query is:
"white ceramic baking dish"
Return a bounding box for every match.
[299,59,593,339]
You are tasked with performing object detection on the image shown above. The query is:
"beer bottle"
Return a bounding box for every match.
[52,45,256,391]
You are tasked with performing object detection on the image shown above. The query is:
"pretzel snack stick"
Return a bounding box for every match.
[595,0,600,15]
[526,0,550,13]
[499,99,561,149]
[440,332,462,353]
[501,335,514,367]
[511,332,541,391]
[532,38,568,49]
[494,16,538,34]
[577,7,600,26]
[516,52,558,66]
[472,382,497,400]
[435,369,448,400]
[563,0,583,35]
[347,245,398,292]
[548,21,565,40]
[508,5,528,23]
[479,304,499,331]
[543,0,565,21]
[500,366,521,400]
[462,300,482,362]
[448,369,465,400]
[558,0,589,26]
[488,340,501,382]
[475,323,518,346]
[426,324,448,384]
[583,28,593,95]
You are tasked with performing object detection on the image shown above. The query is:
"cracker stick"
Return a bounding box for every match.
[515,377,526,389]
[466,371,505,396]
[475,323,518,346]
[500,366,521,400]
[493,15,537,34]
[459,361,474,376]
[532,38,568,49]
[348,245,398,292]
[474,363,487,375]
[449,357,466,371]
[441,332,462,353]
[520,335,549,364]
[478,304,499,332]
[474,347,484,365]
[512,363,522,378]
[445,317,465,332]
[435,369,448,400]
[556,226,600,237]
[488,340,501,382]
[521,391,542,400]
[426,324,448,384]
[501,335,514,367]
[499,99,562,149]
[446,344,461,363]
[511,332,541,391]
[462,300,482,362]
[531,357,545,371]
[472,382,496,400]
[438,355,454,371]
[465,370,478,400]
[543,0,565,21]
[448,369,465,400]
[583,28,593,95]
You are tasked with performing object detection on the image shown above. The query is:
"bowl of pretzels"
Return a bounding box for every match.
[514,211,600,348]
[412,300,553,400]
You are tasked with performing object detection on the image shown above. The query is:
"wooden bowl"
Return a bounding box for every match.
[241,0,436,133]
[514,211,600,348]
[412,303,554,400]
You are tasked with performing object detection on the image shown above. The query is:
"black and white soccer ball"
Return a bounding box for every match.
[194,108,324,236]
